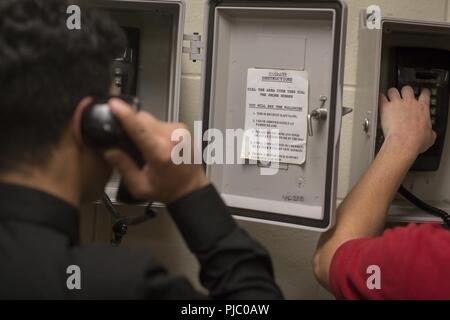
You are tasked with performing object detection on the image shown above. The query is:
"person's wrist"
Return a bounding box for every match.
[383,133,420,161]
[167,170,209,204]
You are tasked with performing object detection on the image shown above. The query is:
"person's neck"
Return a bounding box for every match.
[0,162,81,207]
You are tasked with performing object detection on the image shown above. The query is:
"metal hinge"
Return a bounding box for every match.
[183,33,204,62]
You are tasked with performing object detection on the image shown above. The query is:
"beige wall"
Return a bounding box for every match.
[84,0,450,300]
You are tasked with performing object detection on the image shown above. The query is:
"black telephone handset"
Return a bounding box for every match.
[81,96,156,245]
[81,96,147,204]
[396,48,450,171]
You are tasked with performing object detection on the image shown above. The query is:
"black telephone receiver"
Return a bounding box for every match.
[396,48,450,171]
[80,96,147,204]
[81,96,156,245]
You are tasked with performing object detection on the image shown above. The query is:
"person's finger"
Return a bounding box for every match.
[379,93,390,120]
[108,98,160,159]
[387,87,401,101]
[401,86,415,100]
[432,130,437,144]
[104,149,151,198]
[379,93,389,106]
[419,88,431,106]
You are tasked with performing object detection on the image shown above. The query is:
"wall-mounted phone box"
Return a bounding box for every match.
[89,0,348,232]
[350,12,450,224]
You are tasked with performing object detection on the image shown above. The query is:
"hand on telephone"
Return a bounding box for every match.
[104,99,209,204]
[379,86,437,156]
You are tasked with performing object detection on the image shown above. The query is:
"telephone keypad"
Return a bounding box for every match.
[412,86,439,127]
[379,47,450,171]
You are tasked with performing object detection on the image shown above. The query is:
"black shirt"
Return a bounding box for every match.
[0,183,283,299]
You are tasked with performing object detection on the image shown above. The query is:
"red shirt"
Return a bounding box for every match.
[330,223,450,300]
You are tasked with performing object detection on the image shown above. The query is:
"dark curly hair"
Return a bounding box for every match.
[0,0,125,172]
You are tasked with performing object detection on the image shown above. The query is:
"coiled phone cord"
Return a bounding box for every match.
[398,185,450,228]
[102,193,156,246]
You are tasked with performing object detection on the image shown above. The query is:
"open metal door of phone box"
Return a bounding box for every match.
[201,0,347,231]
[350,12,450,224]
[88,0,347,232]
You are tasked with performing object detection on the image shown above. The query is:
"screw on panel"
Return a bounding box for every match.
[362,118,370,133]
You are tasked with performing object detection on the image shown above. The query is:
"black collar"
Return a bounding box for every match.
[0,183,79,244]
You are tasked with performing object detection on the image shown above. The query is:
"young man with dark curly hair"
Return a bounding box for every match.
[0,0,283,299]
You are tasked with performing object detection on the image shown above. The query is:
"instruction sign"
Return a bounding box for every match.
[241,68,308,165]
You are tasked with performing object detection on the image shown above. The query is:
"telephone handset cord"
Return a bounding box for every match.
[398,185,450,228]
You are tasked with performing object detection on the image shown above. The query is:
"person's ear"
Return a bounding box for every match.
[72,97,93,147]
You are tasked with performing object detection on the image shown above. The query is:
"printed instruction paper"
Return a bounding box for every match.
[241,68,308,165]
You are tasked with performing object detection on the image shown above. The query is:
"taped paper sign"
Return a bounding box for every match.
[241,68,308,165]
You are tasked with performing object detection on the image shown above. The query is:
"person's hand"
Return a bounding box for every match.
[379,86,436,156]
[104,99,209,204]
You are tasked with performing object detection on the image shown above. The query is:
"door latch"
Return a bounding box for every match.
[308,96,328,137]
[308,108,328,137]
